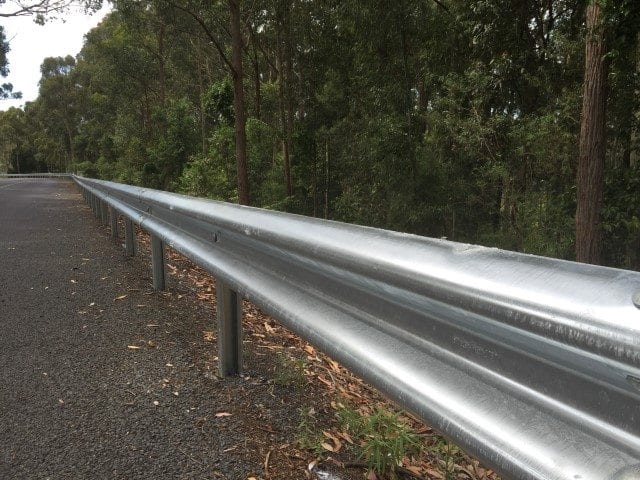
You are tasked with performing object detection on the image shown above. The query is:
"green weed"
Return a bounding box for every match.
[296,406,326,456]
[429,437,462,480]
[336,403,422,478]
[273,351,307,388]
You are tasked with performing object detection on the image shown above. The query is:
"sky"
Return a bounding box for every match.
[0,3,111,111]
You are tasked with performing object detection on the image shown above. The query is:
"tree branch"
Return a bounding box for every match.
[164,0,233,72]
[0,0,74,17]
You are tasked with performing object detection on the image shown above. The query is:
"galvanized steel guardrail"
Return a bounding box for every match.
[0,173,70,178]
[42,175,640,480]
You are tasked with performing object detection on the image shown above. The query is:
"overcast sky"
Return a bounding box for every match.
[0,3,111,111]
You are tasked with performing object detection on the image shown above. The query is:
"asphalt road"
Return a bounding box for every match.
[0,179,265,479]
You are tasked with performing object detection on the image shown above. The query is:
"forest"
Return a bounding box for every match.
[0,0,639,270]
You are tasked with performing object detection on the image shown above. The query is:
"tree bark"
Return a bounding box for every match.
[324,137,330,219]
[283,3,295,197]
[229,0,250,205]
[247,25,261,120]
[158,22,166,107]
[576,2,607,264]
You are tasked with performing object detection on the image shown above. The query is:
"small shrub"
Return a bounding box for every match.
[429,437,462,480]
[273,351,307,389]
[296,407,325,456]
[337,403,422,477]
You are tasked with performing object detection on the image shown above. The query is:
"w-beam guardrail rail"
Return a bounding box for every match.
[16,174,640,480]
[0,173,70,178]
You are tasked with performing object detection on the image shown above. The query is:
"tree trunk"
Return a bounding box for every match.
[248,26,261,120]
[195,47,208,155]
[274,5,294,198]
[324,137,330,219]
[283,3,295,197]
[229,0,250,205]
[64,121,75,172]
[576,2,607,264]
[158,22,166,107]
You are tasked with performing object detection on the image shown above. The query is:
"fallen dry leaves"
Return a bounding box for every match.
[131,228,499,480]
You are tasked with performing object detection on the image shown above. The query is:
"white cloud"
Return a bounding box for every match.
[0,3,111,111]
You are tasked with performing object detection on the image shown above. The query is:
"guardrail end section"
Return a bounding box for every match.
[217,281,242,377]
[151,235,166,290]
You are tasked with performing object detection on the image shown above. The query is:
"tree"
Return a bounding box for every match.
[228,0,249,204]
[0,25,20,99]
[576,1,608,264]
[0,0,94,19]
[33,55,79,171]
[12,0,640,272]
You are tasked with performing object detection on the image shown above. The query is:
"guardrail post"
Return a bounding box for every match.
[124,219,136,256]
[101,201,109,226]
[94,197,100,219]
[217,281,242,376]
[151,235,166,290]
[110,207,119,242]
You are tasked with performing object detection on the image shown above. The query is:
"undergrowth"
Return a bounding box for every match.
[336,402,422,478]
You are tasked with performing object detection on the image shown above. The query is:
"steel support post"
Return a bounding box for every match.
[100,200,109,225]
[124,219,136,256]
[216,281,242,376]
[151,235,166,290]
[94,197,101,219]
[110,207,119,242]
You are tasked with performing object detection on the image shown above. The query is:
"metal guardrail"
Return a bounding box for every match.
[52,175,640,480]
[0,173,70,178]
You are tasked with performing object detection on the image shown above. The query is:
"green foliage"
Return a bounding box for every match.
[273,351,307,389]
[203,80,234,126]
[178,124,236,200]
[246,117,287,208]
[296,407,326,456]
[149,97,198,189]
[429,438,462,480]
[336,403,422,477]
[3,0,640,270]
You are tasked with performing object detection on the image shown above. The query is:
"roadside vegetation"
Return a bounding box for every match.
[0,1,639,270]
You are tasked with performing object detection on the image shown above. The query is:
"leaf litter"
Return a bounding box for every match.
[132,229,499,480]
